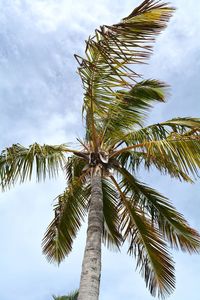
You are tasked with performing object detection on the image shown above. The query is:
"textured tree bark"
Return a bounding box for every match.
[78,168,103,300]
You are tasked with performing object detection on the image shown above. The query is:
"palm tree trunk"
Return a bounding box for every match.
[78,168,103,300]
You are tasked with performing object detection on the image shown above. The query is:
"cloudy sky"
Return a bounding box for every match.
[0,0,200,299]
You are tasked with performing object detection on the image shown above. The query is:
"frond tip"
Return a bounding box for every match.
[42,179,89,264]
[123,0,175,23]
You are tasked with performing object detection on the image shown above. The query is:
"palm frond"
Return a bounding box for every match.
[111,175,175,298]
[117,167,200,253]
[112,120,200,179]
[101,80,169,146]
[75,0,175,142]
[102,178,122,250]
[125,204,175,298]
[117,150,194,183]
[111,117,200,151]
[0,143,70,190]
[141,138,200,178]
[42,178,89,264]
[124,117,200,144]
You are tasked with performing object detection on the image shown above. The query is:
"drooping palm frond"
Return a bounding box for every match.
[75,0,175,143]
[111,175,175,298]
[0,143,70,190]
[124,203,175,298]
[116,167,200,253]
[117,150,194,183]
[42,178,89,264]
[102,178,122,250]
[139,138,200,177]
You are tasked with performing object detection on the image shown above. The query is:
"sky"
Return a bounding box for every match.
[0,0,200,299]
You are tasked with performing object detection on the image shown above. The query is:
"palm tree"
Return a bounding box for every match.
[0,0,200,299]
[52,290,78,300]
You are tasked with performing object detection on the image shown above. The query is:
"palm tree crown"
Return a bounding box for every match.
[1,0,200,299]
[52,290,78,300]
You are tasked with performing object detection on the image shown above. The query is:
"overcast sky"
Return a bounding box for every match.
[0,1,200,300]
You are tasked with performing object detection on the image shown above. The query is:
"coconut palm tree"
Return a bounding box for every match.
[0,0,200,299]
[52,290,78,300]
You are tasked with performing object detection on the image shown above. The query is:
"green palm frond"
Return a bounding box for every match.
[141,138,200,178]
[0,143,69,190]
[124,204,175,298]
[102,178,122,250]
[42,178,89,264]
[124,117,200,144]
[111,117,200,151]
[112,121,200,179]
[102,80,168,145]
[116,167,200,253]
[111,175,175,298]
[119,149,194,182]
[75,0,175,142]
